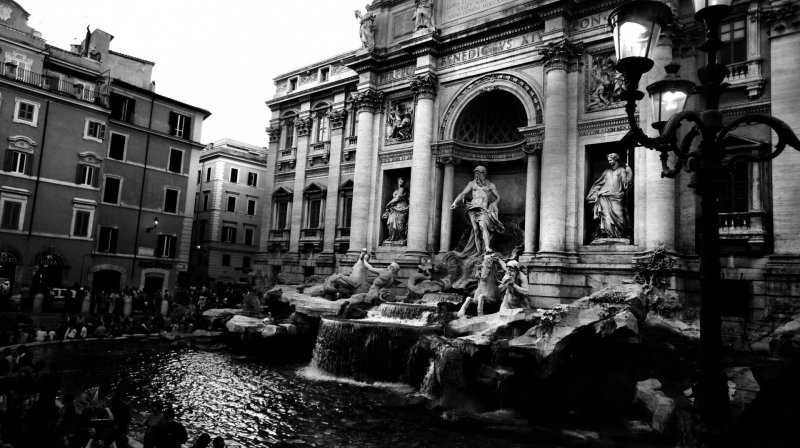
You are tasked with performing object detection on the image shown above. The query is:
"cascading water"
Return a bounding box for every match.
[311,317,442,383]
[363,302,437,326]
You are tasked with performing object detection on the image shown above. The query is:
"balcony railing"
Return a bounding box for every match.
[269,229,290,240]
[347,136,358,147]
[300,228,323,240]
[311,141,330,152]
[724,61,748,83]
[1,64,108,106]
[718,211,768,245]
[336,227,351,239]
[280,147,295,158]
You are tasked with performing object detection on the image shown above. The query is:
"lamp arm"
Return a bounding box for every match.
[717,114,800,168]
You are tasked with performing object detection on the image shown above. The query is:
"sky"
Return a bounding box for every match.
[21,0,370,147]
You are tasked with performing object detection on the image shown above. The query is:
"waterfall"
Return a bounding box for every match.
[311,317,442,383]
[363,303,437,326]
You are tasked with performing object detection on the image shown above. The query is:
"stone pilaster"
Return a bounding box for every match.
[347,89,383,253]
[520,126,544,257]
[407,73,438,254]
[768,1,800,255]
[322,108,347,256]
[537,40,579,256]
[643,40,676,250]
[258,120,281,255]
[289,111,312,253]
[438,156,459,253]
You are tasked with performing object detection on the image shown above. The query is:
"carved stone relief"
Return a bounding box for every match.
[385,98,414,144]
[585,48,626,113]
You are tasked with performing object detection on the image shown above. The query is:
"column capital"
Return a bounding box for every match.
[295,116,313,137]
[411,73,438,101]
[350,89,385,113]
[329,109,347,129]
[764,1,800,37]
[539,40,583,72]
[520,125,545,156]
[267,118,282,143]
[437,155,461,166]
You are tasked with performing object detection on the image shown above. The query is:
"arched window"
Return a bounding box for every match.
[454,91,526,145]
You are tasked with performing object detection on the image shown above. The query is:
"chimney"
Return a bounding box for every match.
[150,81,156,92]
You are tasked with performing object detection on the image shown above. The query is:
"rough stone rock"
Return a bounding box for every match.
[420,292,463,305]
[281,289,349,318]
[634,378,675,434]
[587,283,649,320]
[303,284,325,297]
[644,314,700,342]
[726,367,760,420]
[225,315,268,334]
[280,323,298,336]
[447,308,526,337]
[261,324,288,338]
[202,308,244,319]
[265,287,283,301]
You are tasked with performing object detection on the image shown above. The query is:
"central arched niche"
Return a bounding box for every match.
[448,90,529,256]
[453,90,527,145]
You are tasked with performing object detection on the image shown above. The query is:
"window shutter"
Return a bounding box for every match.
[232,228,237,243]
[156,235,165,257]
[168,112,178,135]
[168,236,176,258]
[110,228,118,253]
[183,117,192,140]
[24,154,33,175]
[126,98,136,122]
[92,168,100,188]
[99,124,106,140]
[3,150,12,172]
[76,164,85,184]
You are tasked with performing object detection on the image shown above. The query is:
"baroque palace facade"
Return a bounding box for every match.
[0,0,209,296]
[258,0,800,331]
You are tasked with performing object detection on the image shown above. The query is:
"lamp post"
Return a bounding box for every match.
[608,0,800,420]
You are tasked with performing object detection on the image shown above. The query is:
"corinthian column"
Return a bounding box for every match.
[537,41,580,256]
[407,73,437,255]
[348,89,383,253]
[322,108,347,255]
[438,156,459,253]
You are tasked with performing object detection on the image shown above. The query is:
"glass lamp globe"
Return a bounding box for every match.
[646,62,696,129]
[608,0,673,90]
[692,0,733,22]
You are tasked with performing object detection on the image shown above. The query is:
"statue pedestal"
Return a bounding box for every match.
[590,238,632,246]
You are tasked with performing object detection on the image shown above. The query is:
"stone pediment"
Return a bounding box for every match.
[7,135,36,152]
[78,151,103,165]
[273,186,293,197]
[303,183,327,194]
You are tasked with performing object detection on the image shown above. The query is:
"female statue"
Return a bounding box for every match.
[355,6,376,51]
[382,177,409,245]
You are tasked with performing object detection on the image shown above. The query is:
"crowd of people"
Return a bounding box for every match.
[0,284,251,347]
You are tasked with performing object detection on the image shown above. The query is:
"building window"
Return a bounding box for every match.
[195,220,207,242]
[222,224,237,243]
[168,148,184,173]
[108,133,127,160]
[84,119,107,142]
[319,67,330,82]
[242,256,251,269]
[349,109,359,137]
[247,199,257,216]
[202,192,210,211]
[169,112,192,139]
[13,99,39,126]
[307,199,322,228]
[227,196,237,213]
[222,254,231,266]
[98,226,118,253]
[289,77,298,92]
[206,167,212,182]
[341,193,353,229]
[4,150,31,175]
[0,199,24,231]
[316,113,329,142]
[247,172,258,187]
[196,170,201,184]
[110,93,135,122]
[275,201,289,229]
[71,208,93,238]
[720,162,748,213]
[156,234,177,258]
[229,168,239,183]
[284,119,295,149]
[244,227,255,245]
[164,188,179,214]
[102,177,122,204]
[75,164,98,187]
[720,19,747,66]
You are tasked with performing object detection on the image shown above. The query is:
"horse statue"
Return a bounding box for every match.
[458,253,504,317]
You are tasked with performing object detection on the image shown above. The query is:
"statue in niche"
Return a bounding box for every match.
[586,55,626,111]
[451,165,505,256]
[355,5,376,52]
[385,102,413,142]
[413,0,436,32]
[587,152,633,242]
[382,177,409,245]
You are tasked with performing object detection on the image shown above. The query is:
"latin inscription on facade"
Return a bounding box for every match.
[380,66,415,84]
[569,13,608,33]
[438,32,537,68]
[442,0,512,24]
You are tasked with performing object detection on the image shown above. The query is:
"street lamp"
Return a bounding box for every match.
[146,216,159,233]
[608,0,800,421]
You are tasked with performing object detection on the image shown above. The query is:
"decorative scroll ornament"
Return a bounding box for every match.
[410,73,438,101]
[328,109,347,129]
[296,117,313,137]
[350,89,385,113]
[538,40,583,71]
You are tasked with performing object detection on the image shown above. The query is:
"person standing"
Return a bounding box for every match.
[154,408,187,448]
